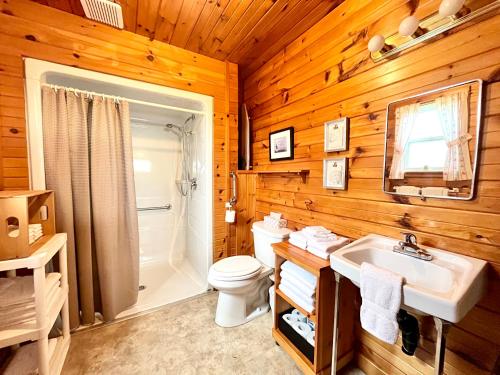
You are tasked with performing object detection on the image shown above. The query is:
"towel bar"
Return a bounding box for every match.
[137,204,172,212]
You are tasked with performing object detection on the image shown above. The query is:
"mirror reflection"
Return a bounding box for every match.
[383,80,482,200]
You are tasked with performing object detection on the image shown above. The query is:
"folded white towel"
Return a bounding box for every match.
[280,279,315,306]
[289,238,307,250]
[281,261,317,290]
[289,231,307,242]
[0,277,35,306]
[0,273,61,329]
[394,185,420,195]
[306,246,331,260]
[304,231,337,243]
[421,187,449,197]
[270,212,282,220]
[280,270,316,297]
[279,283,315,313]
[307,236,349,254]
[263,215,288,229]
[360,262,403,345]
[4,338,57,375]
[303,226,331,235]
[0,272,61,308]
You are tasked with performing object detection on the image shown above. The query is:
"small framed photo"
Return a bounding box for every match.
[269,127,294,161]
[324,117,349,152]
[323,158,347,190]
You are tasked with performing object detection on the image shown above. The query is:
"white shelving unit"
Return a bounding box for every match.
[0,233,70,375]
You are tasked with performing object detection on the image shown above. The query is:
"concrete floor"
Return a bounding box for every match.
[62,292,363,375]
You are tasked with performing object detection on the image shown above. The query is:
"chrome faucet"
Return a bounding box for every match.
[393,233,433,261]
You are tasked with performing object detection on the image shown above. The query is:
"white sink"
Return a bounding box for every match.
[330,234,487,323]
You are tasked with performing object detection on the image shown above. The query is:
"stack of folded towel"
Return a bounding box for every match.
[279,261,317,314]
[7,223,44,245]
[0,273,61,330]
[263,212,287,229]
[288,226,349,259]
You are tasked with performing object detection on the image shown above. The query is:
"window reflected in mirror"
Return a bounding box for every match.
[383,80,483,200]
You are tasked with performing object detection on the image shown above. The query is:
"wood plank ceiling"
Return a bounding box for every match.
[30,0,343,76]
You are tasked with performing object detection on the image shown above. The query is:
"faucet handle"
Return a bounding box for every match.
[401,232,417,245]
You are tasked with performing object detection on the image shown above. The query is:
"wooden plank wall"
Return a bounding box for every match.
[235,172,257,256]
[0,0,238,262]
[242,0,500,373]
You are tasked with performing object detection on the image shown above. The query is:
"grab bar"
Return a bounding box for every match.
[137,204,172,212]
[229,171,237,206]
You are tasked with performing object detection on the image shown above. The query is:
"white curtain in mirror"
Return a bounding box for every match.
[389,103,420,179]
[435,88,472,181]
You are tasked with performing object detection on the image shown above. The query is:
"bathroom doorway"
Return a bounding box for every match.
[24,59,213,321]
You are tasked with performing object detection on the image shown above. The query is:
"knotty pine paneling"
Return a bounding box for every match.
[30,0,343,75]
[243,0,500,373]
[0,0,238,262]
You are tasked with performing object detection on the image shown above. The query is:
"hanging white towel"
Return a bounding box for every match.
[280,270,316,297]
[360,262,403,345]
[280,261,317,290]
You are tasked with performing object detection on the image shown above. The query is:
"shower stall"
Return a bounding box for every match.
[24,59,212,320]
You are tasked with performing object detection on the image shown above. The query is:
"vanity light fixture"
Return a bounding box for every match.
[367,0,500,62]
[368,35,391,53]
[398,16,425,38]
[439,0,467,18]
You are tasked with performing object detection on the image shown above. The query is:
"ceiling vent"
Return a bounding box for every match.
[80,0,124,29]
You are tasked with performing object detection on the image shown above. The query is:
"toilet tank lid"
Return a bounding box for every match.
[252,221,293,239]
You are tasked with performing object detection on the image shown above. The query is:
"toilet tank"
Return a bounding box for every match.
[251,221,292,268]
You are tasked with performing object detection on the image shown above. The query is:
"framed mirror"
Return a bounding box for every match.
[383,79,483,200]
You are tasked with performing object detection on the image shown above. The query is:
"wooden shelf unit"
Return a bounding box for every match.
[272,241,355,375]
[0,233,70,375]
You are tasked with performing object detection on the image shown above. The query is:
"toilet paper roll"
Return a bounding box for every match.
[291,309,307,323]
[291,321,312,338]
[282,313,299,326]
[225,209,236,223]
[306,318,315,331]
[306,330,315,347]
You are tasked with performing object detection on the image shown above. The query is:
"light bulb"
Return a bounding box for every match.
[439,0,466,17]
[368,35,385,53]
[399,16,420,37]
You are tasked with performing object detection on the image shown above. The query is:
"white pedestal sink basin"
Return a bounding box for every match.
[330,234,487,323]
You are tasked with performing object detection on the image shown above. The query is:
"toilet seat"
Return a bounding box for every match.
[209,256,262,281]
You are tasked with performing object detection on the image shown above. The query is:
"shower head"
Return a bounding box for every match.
[185,114,196,124]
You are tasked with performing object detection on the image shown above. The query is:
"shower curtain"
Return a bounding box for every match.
[41,87,139,329]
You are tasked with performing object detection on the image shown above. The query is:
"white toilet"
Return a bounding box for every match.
[208,221,292,327]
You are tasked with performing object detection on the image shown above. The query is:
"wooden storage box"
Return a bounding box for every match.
[0,190,56,260]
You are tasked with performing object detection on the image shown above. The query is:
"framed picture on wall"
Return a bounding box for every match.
[324,117,349,152]
[323,158,347,190]
[269,127,294,161]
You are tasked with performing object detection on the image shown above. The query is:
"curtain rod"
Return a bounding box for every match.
[41,84,205,115]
